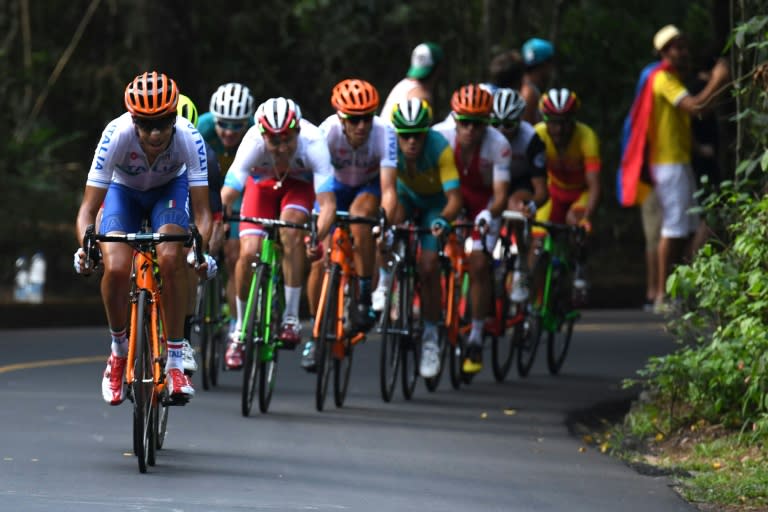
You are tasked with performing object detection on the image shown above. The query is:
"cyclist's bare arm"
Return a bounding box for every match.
[440,188,463,222]
[220,185,240,217]
[76,185,108,242]
[489,180,509,217]
[380,168,399,225]
[189,186,213,250]
[315,191,337,240]
[677,59,730,115]
[532,176,548,208]
[583,172,600,222]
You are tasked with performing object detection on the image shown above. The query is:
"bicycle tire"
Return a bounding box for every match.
[379,262,403,402]
[492,273,521,382]
[133,289,154,473]
[333,275,357,408]
[424,274,447,392]
[547,316,575,375]
[199,280,213,391]
[315,264,340,412]
[241,264,266,417]
[401,274,419,401]
[155,387,169,450]
[517,252,549,377]
[258,269,281,413]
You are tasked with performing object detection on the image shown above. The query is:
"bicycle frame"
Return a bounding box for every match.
[312,223,366,357]
[126,248,166,394]
[241,234,280,360]
[441,229,470,346]
[533,226,582,332]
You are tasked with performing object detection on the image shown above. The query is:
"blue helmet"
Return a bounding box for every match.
[522,38,554,67]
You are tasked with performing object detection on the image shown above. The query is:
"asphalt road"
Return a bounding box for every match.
[0,310,695,511]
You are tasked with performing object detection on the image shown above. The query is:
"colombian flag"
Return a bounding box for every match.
[616,60,671,207]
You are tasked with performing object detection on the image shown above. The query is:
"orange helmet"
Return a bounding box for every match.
[450,84,493,118]
[331,79,380,116]
[124,71,179,118]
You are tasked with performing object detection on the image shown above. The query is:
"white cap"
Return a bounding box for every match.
[653,25,681,52]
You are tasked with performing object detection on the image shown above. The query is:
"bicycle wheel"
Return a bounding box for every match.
[379,262,403,402]
[517,253,549,377]
[401,275,419,400]
[492,271,520,382]
[258,270,282,413]
[241,264,267,417]
[547,315,574,375]
[132,289,154,473]
[198,280,213,391]
[316,265,340,412]
[424,273,446,392]
[155,387,169,450]
[333,275,357,408]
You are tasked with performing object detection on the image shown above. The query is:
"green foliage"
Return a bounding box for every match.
[632,4,768,437]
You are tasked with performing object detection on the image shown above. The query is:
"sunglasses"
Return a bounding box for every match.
[397,132,426,141]
[456,118,487,128]
[264,132,298,146]
[216,120,248,131]
[492,119,520,131]
[133,115,176,132]
[343,114,374,125]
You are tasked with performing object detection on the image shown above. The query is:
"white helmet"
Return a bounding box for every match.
[209,82,254,120]
[256,97,302,134]
[492,88,526,123]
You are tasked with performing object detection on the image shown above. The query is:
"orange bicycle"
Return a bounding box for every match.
[428,222,474,391]
[312,210,379,411]
[83,223,201,473]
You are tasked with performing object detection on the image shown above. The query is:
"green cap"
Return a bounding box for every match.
[407,42,444,79]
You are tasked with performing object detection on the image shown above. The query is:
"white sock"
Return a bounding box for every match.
[377,267,391,289]
[110,329,127,357]
[285,286,302,319]
[469,320,484,345]
[166,339,184,370]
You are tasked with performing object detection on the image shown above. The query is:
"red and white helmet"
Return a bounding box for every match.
[256,97,302,134]
[539,88,580,118]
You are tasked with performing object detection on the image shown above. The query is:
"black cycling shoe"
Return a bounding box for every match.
[351,303,376,333]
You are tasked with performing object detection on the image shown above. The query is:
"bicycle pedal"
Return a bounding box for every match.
[162,395,190,406]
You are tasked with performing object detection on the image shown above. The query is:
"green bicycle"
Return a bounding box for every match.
[503,211,586,376]
[231,214,308,416]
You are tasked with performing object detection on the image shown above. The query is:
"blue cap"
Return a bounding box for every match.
[522,38,554,67]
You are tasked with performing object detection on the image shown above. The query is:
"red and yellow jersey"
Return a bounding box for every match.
[534,121,601,191]
[649,70,691,165]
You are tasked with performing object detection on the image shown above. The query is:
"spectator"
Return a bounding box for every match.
[520,38,555,124]
[481,50,525,94]
[381,42,443,123]
[618,25,729,313]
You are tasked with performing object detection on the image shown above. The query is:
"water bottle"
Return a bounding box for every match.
[13,256,29,302]
[27,252,47,304]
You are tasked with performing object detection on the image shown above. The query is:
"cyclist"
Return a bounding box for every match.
[520,38,556,124]
[433,84,512,374]
[198,83,255,342]
[534,88,600,295]
[177,94,224,372]
[73,71,212,404]
[302,79,398,370]
[221,97,336,369]
[375,98,462,379]
[490,88,548,303]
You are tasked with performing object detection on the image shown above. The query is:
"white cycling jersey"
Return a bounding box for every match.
[223,119,334,194]
[86,112,208,191]
[431,120,511,185]
[318,115,398,187]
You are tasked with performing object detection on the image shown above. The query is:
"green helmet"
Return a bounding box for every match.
[391,98,432,133]
[177,94,199,128]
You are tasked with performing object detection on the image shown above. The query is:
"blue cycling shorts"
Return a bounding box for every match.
[313,176,381,213]
[100,173,190,234]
